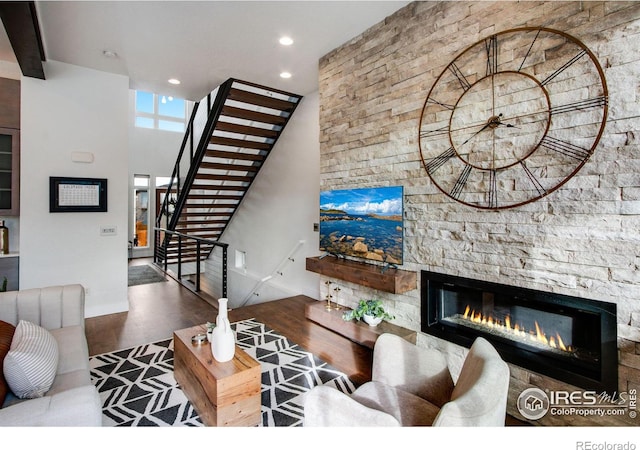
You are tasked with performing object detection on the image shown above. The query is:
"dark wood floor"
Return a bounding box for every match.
[85,258,373,385]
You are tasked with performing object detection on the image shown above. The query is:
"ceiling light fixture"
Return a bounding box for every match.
[280,72,292,79]
[279,36,294,46]
[168,78,181,85]
[102,50,118,58]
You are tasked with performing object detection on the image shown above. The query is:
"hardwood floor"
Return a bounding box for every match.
[85,258,219,355]
[87,258,525,425]
[85,257,373,385]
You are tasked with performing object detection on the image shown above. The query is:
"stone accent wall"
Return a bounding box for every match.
[318,1,640,426]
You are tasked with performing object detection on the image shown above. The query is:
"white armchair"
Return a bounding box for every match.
[304,334,510,427]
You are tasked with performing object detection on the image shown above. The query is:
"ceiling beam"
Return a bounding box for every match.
[0,1,45,79]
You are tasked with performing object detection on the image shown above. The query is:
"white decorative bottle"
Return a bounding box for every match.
[211,298,235,362]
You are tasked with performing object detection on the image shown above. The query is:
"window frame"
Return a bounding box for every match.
[135,91,187,133]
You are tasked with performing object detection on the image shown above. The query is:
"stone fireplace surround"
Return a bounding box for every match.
[317,1,640,426]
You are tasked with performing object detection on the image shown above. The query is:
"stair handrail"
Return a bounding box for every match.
[239,239,306,307]
[155,100,201,229]
[167,79,236,232]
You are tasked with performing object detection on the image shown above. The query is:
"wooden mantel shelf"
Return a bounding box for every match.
[306,256,416,294]
[305,300,416,349]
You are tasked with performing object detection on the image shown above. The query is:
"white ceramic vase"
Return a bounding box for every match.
[363,314,382,327]
[211,298,235,362]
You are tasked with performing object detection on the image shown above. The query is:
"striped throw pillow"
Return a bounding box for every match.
[3,320,59,399]
[0,320,16,405]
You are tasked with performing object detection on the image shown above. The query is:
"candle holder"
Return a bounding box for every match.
[333,286,342,310]
[325,280,333,311]
[325,293,333,311]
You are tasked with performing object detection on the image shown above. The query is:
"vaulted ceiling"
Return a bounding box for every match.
[0,1,410,100]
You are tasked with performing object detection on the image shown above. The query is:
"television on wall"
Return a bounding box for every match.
[319,186,404,265]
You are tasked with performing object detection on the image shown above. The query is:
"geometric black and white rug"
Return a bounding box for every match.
[89,319,356,426]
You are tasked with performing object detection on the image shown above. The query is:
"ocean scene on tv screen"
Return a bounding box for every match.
[319,186,403,264]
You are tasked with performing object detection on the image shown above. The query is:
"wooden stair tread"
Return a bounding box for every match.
[199,161,259,172]
[209,136,271,151]
[187,193,243,200]
[204,149,267,161]
[227,87,298,111]
[195,174,254,182]
[190,184,248,191]
[221,105,288,126]
[178,219,227,224]
[216,121,278,139]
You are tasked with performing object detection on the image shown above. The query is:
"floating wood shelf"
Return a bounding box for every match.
[305,256,417,294]
[304,300,416,349]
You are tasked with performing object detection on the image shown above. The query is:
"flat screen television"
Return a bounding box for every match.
[319,186,404,265]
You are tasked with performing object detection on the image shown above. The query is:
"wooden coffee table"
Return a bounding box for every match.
[173,324,261,426]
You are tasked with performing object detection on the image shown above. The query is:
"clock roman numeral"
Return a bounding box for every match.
[540,50,587,86]
[488,170,497,209]
[520,162,546,196]
[426,97,455,111]
[448,62,471,91]
[550,96,607,115]
[541,136,591,160]
[450,164,472,199]
[485,35,498,76]
[420,125,449,139]
[518,28,542,72]
[425,147,455,174]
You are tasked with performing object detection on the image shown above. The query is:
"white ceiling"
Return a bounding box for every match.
[0,1,410,100]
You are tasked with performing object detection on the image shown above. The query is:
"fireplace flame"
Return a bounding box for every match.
[462,306,573,353]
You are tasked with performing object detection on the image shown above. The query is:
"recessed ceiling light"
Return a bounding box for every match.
[102,50,118,58]
[280,72,292,79]
[279,36,294,46]
[168,78,181,85]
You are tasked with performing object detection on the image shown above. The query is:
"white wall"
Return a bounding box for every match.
[205,92,321,307]
[20,61,129,317]
[0,61,21,80]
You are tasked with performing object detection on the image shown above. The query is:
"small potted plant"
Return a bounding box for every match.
[342,299,395,326]
[206,321,216,342]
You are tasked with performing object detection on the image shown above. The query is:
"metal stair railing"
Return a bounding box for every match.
[155,99,200,234]
[155,227,228,296]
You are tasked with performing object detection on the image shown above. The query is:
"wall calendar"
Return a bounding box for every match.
[49,177,108,212]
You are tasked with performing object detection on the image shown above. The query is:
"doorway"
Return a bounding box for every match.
[133,175,150,249]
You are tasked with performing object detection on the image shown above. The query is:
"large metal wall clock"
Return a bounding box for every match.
[419,27,608,210]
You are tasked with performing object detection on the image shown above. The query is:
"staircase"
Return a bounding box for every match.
[155,78,303,270]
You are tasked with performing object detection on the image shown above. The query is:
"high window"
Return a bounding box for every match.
[135,91,186,133]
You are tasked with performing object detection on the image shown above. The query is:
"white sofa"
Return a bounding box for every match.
[0,284,102,426]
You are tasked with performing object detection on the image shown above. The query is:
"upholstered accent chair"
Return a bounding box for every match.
[304,334,510,426]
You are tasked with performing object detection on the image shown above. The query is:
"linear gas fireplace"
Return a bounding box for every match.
[421,271,618,394]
